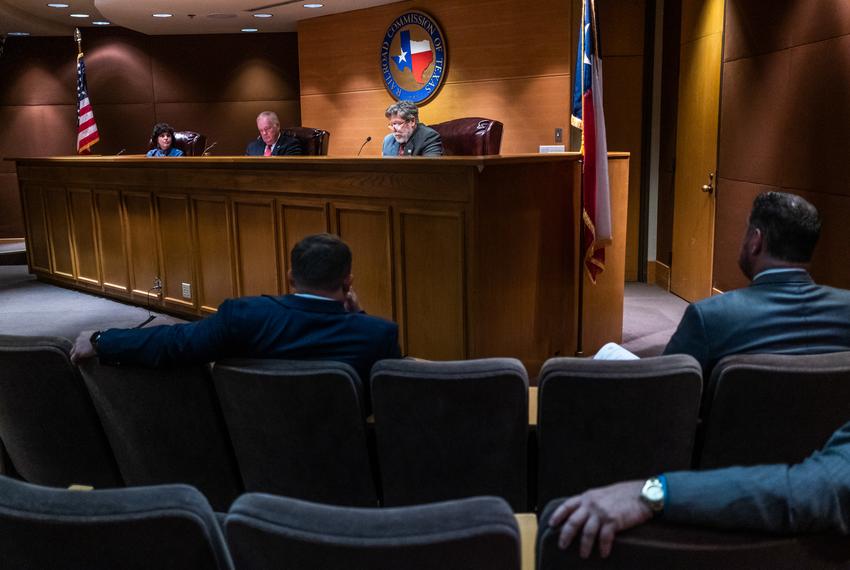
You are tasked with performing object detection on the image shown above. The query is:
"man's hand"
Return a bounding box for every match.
[548,480,652,559]
[344,287,362,313]
[70,330,98,364]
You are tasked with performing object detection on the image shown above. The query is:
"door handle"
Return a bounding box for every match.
[701,172,714,194]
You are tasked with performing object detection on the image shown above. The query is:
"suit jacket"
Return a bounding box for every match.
[663,269,850,375]
[96,294,401,382]
[245,135,304,156]
[664,419,850,534]
[382,124,443,157]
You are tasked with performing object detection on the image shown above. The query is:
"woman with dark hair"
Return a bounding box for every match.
[146,123,184,157]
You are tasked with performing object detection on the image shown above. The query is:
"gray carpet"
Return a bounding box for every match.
[0,265,688,353]
[0,266,185,340]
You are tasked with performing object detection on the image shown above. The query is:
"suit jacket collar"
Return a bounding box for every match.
[266,294,347,314]
[750,268,813,287]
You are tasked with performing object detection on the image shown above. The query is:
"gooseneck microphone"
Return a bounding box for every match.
[356,136,372,157]
[115,148,126,156]
[202,141,218,156]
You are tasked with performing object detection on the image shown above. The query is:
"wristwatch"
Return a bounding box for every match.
[640,476,666,513]
[89,330,102,352]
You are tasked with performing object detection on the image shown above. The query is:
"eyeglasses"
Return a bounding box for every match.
[387,120,412,130]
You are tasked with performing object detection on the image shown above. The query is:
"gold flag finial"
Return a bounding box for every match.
[74,28,82,54]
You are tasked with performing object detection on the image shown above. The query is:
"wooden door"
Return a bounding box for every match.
[670,0,724,302]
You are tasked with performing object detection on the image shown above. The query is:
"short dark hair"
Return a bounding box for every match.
[151,122,175,140]
[385,101,419,122]
[748,192,821,262]
[290,234,352,291]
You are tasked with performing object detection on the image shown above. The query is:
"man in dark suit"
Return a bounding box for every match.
[71,234,401,381]
[663,192,850,376]
[382,100,443,157]
[245,111,303,156]
[548,419,850,559]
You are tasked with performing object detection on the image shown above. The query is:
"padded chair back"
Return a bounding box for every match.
[281,126,330,155]
[698,352,850,469]
[148,130,208,156]
[371,358,528,510]
[79,360,242,511]
[213,359,377,507]
[537,355,702,508]
[0,475,233,570]
[537,498,850,570]
[0,335,121,488]
[428,117,503,155]
[226,494,520,570]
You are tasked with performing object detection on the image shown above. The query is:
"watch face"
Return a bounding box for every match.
[645,485,664,501]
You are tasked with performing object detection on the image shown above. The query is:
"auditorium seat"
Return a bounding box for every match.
[697,352,850,469]
[428,117,504,155]
[78,360,242,511]
[536,355,701,508]
[281,126,330,155]
[371,358,528,510]
[0,335,122,488]
[148,130,208,156]
[0,475,233,569]
[537,498,850,570]
[225,494,521,570]
[212,359,377,507]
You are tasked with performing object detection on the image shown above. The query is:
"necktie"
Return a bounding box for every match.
[264,144,272,157]
[397,143,405,156]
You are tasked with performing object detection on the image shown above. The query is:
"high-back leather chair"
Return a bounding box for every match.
[0,475,233,570]
[212,359,377,507]
[79,360,242,511]
[148,130,208,156]
[282,127,330,155]
[537,499,850,570]
[536,355,702,508]
[226,494,520,570]
[697,352,850,469]
[371,358,528,510]
[428,117,503,155]
[0,335,122,488]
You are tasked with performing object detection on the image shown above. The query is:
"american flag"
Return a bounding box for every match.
[76,52,99,154]
[571,0,611,283]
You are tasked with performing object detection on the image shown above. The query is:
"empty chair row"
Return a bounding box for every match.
[1,472,847,570]
[1,334,849,512]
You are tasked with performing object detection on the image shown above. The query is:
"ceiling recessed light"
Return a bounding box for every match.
[241,28,258,32]
[253,13,273,18]
[7,32,30,36]
[70,13,90,18]
[303,3,324,8]
[46,3,70,7]
[92,21,111,25]
[152,13,173,18]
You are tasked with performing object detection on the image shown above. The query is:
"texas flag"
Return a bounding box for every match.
[394,30,433,84]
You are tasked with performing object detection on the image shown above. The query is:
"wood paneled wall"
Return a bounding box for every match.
[299,0,647,279]
[714,0,850,291]
[0,29,301,238]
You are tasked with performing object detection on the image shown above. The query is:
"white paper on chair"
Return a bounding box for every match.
[593,342,640,360]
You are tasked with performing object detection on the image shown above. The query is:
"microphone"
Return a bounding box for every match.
[115,148,126,156]
[356,136,372,157]
[202,141,218,156]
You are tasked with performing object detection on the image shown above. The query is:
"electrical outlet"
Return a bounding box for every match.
[153,277,162,290]
[554,128,563,143]
[181,282,192,299]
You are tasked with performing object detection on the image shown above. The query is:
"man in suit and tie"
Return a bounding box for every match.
[663,191,850,376]
[71,234,401,381]
[382,100,443,157]
[245,111,303,156]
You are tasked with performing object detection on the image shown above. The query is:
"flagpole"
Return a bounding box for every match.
[74,27,82,56]
[574,0,587,357]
